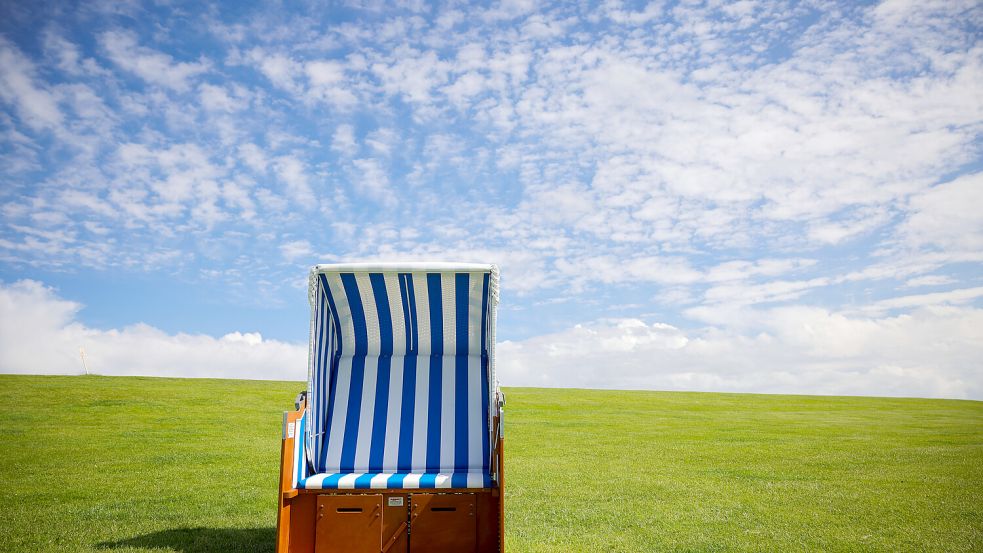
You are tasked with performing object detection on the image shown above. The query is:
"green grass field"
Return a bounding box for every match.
[0,375,981,552]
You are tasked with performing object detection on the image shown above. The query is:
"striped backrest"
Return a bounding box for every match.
[305,263,498,475]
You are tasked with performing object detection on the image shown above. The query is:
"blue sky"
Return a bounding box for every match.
[1,0,982,398]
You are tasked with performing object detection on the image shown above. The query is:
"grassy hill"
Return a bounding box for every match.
[0,375,980,552]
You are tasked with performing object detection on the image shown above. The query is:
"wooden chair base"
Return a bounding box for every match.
[278,489,501,553]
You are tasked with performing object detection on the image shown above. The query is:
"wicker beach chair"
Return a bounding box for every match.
[276,263,506,553]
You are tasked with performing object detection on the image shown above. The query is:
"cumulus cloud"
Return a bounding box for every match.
[498,305,983,399]
[899,172,983,253]
[0,280,306,380]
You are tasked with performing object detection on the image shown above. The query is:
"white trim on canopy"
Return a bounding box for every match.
[313,262,495,274]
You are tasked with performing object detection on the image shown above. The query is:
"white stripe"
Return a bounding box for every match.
[435,473,452,488]
[304,473,327,489]
[468,273,483,355]
[439,273,456,471]
[382,275,405,471]
[467,353,481,469]
[412,272,430,355]
[402,473,422,489]
[324,355,352,472]
[441,272,456,355]
[307,290,319,462]
[383,355,404,471]
[309,295,319,464]
[357,273,381,356]
[410,273,431,469]
[337,473,360,489]
[466,472,486,488]
[385,273,406,354]
[370,473,393,489]
[315,262,493,273]
[328,273,356,356]
[352,275,379,471]
[303,297,324,466]
[440,355,455,471]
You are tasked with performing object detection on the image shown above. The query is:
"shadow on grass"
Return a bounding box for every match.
[97,527,275,552]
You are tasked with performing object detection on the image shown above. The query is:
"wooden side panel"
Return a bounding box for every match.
[410,494,477,553]
[287,494,316,553]
[277,404,311,553]
[491,411,505,553]
[476,491,498,553]
[315,495,383,553]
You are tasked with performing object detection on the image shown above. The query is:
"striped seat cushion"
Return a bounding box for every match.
[301,266,495,489]
[299,471,493,490]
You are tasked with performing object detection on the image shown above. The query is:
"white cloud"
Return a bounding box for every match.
[280,239,313,262]
[372,48,449,107]
[498,305,983,399]
[0,38,64,130]
[246,48,302,93]
[199,83,247,112]
[865,286,983,313]
[904,274,956,288]
[351,158,392,203]
[0,280,306,380]
[898,172,983,253]
[273,155,316,205]
[331,124,358,157]
[238,142,270,173]
[100,30,210,92]
[304,60,357,107]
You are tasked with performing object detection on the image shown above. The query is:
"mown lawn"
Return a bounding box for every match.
[0,375,980,552]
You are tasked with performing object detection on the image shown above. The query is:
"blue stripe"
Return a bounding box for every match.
[295,415,306,484]
[321,473,345,489]
[339,273,367,472]
[368,273,392,471]
[426,273,443,472]
[480,272,491,470]
[317,301,338,466]
[317,287,331,468]
[319,275,342,472]
[451,472,469,488]
[454,273,470,471]
[406,274,417,353]
[387,472,409,488]
[419,473,438,488]
[354,473,375,489]
[397,274,417,471]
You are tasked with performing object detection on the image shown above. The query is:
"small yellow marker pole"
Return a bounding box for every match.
[79,346,89,375]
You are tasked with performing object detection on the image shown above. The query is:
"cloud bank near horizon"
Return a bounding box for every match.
[3,279,980,400]
[0,279,307,381]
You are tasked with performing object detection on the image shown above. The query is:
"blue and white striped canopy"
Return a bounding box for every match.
[296,262,499,490]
